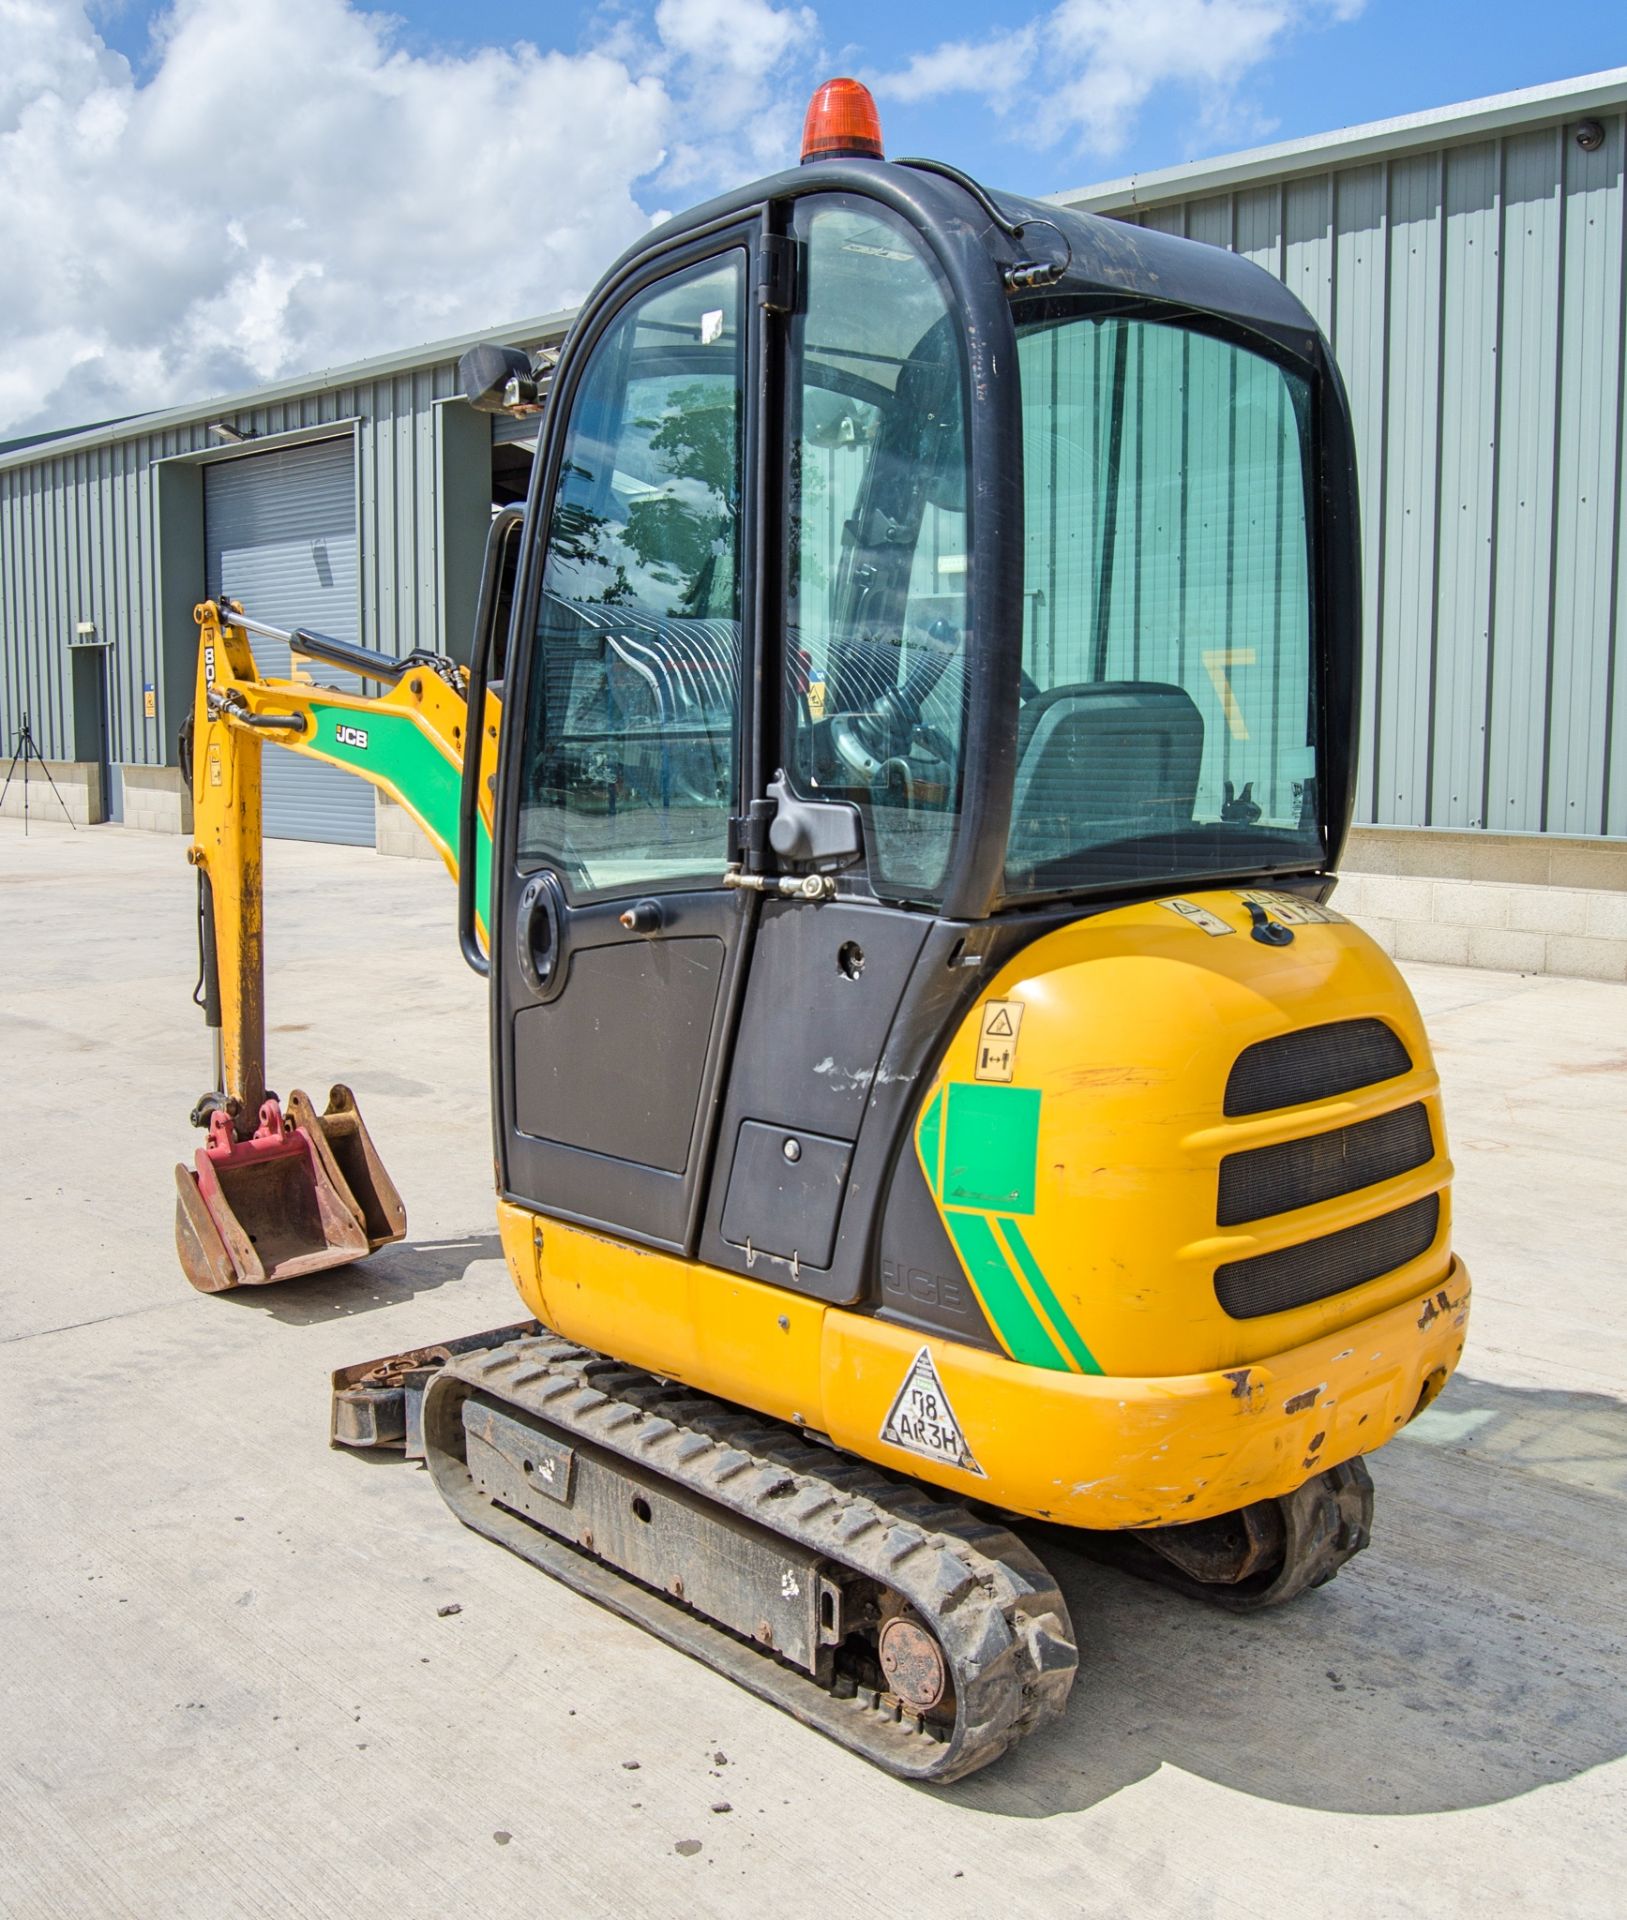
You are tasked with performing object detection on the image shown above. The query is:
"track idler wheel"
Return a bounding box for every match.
[1076,1459,1375,1611]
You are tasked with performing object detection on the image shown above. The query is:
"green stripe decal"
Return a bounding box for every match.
[307,703,492,934]
[997,1217,1103,1375]
[917,1087,944,1193]
[940,1211,1065,1370]
[915,1075,1103,1374]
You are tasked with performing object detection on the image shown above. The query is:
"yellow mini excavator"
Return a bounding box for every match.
[175,79,1470,1781]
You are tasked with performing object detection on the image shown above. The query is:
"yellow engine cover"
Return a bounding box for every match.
[500,887,1470,1530]
[915,886,1455,1379]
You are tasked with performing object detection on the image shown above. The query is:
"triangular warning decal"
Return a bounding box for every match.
[880,1348,985,1477]
[984,1006,1015,1037]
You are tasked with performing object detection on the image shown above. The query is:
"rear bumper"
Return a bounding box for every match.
[823,1258,1471,1529]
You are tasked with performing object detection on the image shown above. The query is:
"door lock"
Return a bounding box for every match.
[618,899,665,934]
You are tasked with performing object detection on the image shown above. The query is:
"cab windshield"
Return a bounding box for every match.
[1011,308,1322,895]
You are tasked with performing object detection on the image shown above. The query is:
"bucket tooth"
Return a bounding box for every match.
[175,1100,370,1292]
[287,1084,407,1251]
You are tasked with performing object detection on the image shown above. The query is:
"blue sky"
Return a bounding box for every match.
[5,2,1622,436]
[89,0,1625,194]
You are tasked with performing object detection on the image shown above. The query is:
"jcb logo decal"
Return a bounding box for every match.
[334,724,369,749]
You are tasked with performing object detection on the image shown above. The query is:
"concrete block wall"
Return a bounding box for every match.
[374,792,438,861]
[1337,829,1627,983]
[0,758,102,825]
[119,764,192,834]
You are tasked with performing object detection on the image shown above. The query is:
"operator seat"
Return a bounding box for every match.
[1008,680,1205,880]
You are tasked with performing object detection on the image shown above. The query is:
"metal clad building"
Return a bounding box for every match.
[3,69,1626,893]
[0,313,567,834]
[1055,68,1627,843]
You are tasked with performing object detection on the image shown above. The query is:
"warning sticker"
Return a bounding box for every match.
[879,1347,985,1477]
[974,998,1024,1082]
[1236,888,1344,926]
[1162,897,1234,937]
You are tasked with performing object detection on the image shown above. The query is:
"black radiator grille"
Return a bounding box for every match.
[1225,1019,1413,1117]
[1217,1103,1434,1227]
[1215,1194,1441,1320]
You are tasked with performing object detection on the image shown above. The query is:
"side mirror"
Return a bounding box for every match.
[459,341,552,415]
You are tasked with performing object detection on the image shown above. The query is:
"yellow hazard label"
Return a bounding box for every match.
[207,743,222,787]
[974,998,1024,1082]
[806,678,826,719]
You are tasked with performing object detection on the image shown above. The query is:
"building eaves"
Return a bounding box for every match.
[0,305,579,476]
[1049,65,1627,215]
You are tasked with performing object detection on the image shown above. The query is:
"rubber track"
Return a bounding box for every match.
[422,1333,1077,1783]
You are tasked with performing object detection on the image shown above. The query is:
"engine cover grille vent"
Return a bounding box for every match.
[1215,1194,1440,1320]
[1225,1018,1412,1117]
[1217,1103,1434,1227]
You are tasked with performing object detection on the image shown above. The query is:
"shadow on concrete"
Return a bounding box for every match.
[945,1371,1627,1820]
[218,1232,505,1326]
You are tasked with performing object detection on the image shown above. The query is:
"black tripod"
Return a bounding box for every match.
[1,714,77,834]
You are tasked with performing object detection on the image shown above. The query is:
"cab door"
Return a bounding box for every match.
[495,241,757,1252]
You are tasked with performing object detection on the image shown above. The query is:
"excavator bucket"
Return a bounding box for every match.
[174,1098,370,1293]
[286,1084,407,1252]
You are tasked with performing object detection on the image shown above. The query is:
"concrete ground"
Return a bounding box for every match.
[3,816,1625,1920]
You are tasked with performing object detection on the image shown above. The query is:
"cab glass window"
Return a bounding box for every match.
[1013,310,1321,893]
[518,255,744,895]
[785,200,970,903]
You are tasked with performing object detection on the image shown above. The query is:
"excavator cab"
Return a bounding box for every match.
[480,118,1363,1304]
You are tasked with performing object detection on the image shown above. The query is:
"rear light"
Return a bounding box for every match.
[801,77,884,163]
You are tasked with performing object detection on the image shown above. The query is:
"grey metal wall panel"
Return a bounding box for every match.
[1284,176,1333,335]
[1376,152,1443,827]
[1431,140,1499,828]
[1547,116,1623,834]
[205,437,373,847]
[1488,129,1563,834]
[0,335,515,779]
[1330,162,1389,823]
[1102,103,1627,842]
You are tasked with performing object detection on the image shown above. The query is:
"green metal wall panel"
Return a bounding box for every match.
[1107,103,1627,840]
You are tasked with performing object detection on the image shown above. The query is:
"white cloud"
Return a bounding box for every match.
[1,0,1362,438]
[872,0,1363,160]
[881,29,1038,112]
[0,0,815,436]
[644,0,821,186]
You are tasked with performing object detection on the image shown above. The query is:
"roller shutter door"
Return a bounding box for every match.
[205,438,374,846]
